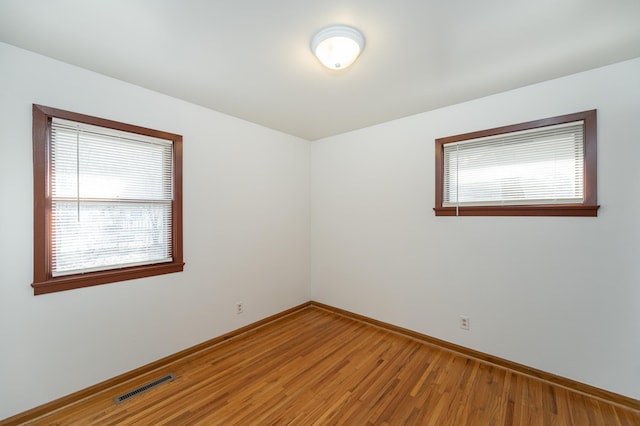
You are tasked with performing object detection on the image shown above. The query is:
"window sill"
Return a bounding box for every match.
[32,262,185,295]
[433,205,600,217]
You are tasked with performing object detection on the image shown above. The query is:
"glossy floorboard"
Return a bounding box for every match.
[21,307,640,425]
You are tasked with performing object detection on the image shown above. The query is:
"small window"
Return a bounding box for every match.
[434,110,598,217]
[32,105,184,295]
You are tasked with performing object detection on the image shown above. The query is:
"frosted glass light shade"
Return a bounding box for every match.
[311,25,365,70]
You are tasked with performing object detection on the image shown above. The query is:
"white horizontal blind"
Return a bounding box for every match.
[50,118,174,276]
[443,121,584,208]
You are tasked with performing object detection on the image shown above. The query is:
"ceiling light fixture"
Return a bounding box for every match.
[311,25,365,70]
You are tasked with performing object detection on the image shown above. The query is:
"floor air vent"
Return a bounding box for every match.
[114,373,175,404]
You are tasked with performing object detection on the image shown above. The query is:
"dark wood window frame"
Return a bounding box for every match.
[434,110,599,217]
[32,104,184,295]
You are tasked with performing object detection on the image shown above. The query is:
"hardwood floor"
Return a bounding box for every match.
[15,306,640,425]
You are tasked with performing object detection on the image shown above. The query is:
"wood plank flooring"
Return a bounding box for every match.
[17,306,640,425]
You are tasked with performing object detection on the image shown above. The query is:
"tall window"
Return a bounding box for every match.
[32,105,184,295]
[434,110,598,217]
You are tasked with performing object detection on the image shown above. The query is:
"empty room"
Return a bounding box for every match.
[1,1,639,424]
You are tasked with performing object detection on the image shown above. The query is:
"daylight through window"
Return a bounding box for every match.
[434,110,598,216]
[51,118,174,276]
[32,105,184,295]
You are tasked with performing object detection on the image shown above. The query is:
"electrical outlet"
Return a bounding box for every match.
[460,315,469,330]
[236,302,244,314]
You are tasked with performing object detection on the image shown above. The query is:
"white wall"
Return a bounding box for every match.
[0,42,310,419]
[311,57,640,399]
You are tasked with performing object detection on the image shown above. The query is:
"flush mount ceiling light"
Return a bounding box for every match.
[311,25,365,70]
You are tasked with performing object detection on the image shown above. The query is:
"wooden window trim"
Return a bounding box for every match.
[32,104,184,295]
[434,110,599,217]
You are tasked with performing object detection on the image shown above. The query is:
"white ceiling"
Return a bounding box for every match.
[1,1,640,140]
